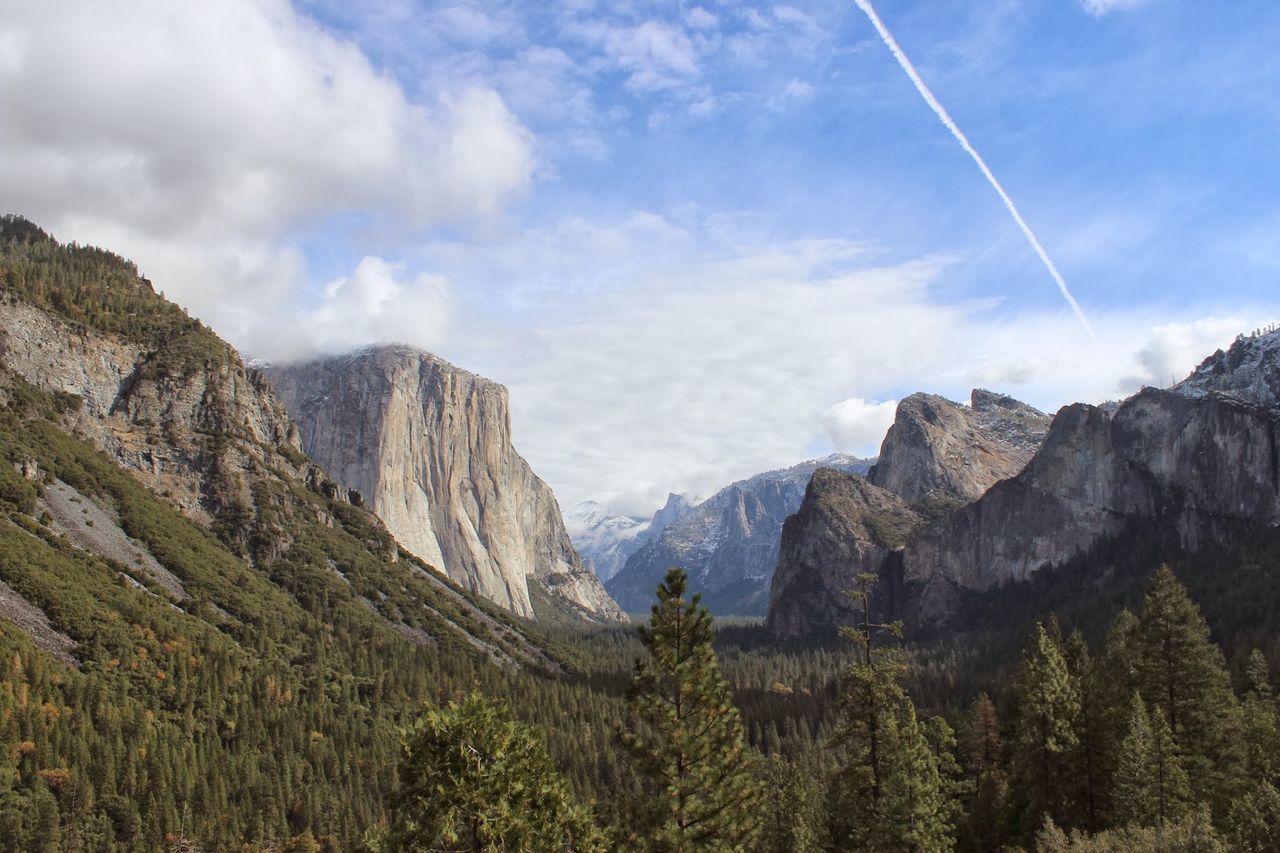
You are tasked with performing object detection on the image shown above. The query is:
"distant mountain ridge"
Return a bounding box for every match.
[605,453,873,615]
[563,501,650,582]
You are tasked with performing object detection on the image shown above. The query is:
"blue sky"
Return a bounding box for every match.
[4,0,1280,513]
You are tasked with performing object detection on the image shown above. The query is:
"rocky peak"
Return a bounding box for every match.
[766,468,922,641]
[266,346,625,622]
[868,389,1050,509]
[1174,326,1280,410]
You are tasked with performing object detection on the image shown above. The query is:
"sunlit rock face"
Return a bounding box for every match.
[267,345,624,622]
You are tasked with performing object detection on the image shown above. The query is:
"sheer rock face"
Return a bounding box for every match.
[766,469,922,641]
[606,455,873,616]
[904,383,1280,615]
[267,346,624,622]
[868,389,1051,509]
[0,298,302,526]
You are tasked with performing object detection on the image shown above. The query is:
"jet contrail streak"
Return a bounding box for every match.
[852,0,1096,341]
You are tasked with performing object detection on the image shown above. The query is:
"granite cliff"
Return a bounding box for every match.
[903,332,1280,619]
[765,469,921,640]
[768,390,1049,640]
[267,347,624,622]
[868,389,1050,511]
[770,335,1280,640]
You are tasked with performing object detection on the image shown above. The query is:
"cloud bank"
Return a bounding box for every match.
[0,0,532,348]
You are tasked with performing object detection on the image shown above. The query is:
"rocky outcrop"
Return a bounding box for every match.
[903,382,1280,617]
[267,346,624,622]
[868,390,1050,510]
[766,469,922,641]
[0,293,306,541]
[607,454,873,615]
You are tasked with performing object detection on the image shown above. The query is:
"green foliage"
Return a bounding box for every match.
[959,692,1009,853]
[753,754,825,853]
[379,693,604,852]
[1112,694,1190,827]
[1130,565,1242,815]
[1012,623,1079,836]
[1033,808,1224,852]
[1226,780,1280,852]
[620,568,764,851]
[826,574,955,852]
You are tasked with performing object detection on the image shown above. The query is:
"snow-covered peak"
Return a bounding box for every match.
[1174,325,1280,410]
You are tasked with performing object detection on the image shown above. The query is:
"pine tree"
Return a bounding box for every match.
[1063,630,1102,832]
[754,754,824,853]
[1131,565,1241,813]
[1091,609,1138,827]
[825,573,954,852]
[1112,693,1154,827]
[380,692,604,852]
[961,692,1008,853]
[620,567,763,852]
[1240,649,1280,786]
[1227,780,1280,853]
[1012,623,1079,837]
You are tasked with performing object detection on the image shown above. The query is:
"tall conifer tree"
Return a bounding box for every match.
[621,567,763,852]
[1011,623,1079,837]
[825,574,954,852]
[1131,565,1241,813]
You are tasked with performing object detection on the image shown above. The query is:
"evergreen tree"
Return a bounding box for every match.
[1012,623,1079,836]
[825,574,954,852]
[754,754,824,853]
[1113,692,1189,828]
[1131,565,1241,813]
[960,692,1008,853]
[1090,609,1138,827]
[1063,631,1102,832]
[620,567,763,852]
[1240,649,1280,786]
[380,692,604,852]
[1227,780,1280,853]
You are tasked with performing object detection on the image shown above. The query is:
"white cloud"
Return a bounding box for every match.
[823,398,899,456]
[590,20,701,92]
[0,0,533,343]
[1080,0,1150,16]
[407,214,1279,517]
[250,257,452,364]
[686,8,718,30]
[1119,318,1245,390]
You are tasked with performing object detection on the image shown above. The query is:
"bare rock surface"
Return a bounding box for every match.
[766,468,922,641]
[868,390,1050,509]
[267,346,625,622]
[39,478,188,599]
[0,576,77,665]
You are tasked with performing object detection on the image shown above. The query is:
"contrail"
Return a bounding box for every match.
[852,0,1096,341]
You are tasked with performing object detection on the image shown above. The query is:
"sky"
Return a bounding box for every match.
[3,0,1280,516]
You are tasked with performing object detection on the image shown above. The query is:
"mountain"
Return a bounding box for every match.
[867,389,1050,512]
[769,338,1280,641]
[768,390,1050,640]
[903,331,1280,621]
[765,468,922,640]
[266,347,625,623]
[564,500,650,582]
[607,453,873,615]
[0,216,576,845]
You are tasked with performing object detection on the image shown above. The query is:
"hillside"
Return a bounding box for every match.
[0,217,617,848]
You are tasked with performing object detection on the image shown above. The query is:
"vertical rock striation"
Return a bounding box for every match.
[267,346,624,622]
